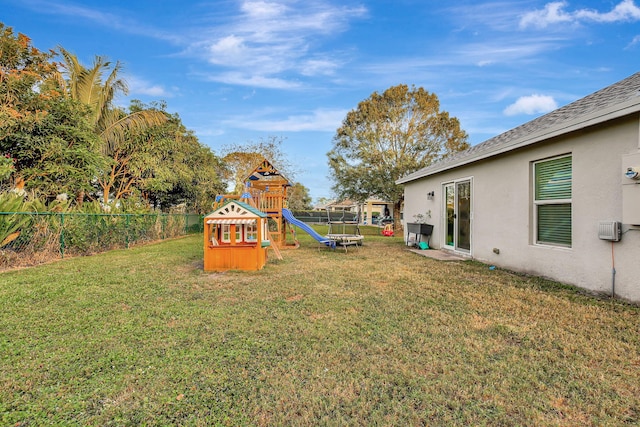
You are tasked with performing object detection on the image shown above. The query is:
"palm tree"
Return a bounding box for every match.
[57,47,167,203]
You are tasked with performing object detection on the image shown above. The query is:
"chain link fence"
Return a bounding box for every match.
[0,212,203,270]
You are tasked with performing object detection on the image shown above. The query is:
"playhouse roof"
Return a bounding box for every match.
[397,71,640,184]
[205,199,267,220]
[246,158,290,185]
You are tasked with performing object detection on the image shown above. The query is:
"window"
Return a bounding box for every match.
[245,223,257,242]
[534,155,572,247]
[235,224,242,242]
[221,224,231,243]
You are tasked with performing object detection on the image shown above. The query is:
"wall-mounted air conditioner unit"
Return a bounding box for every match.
[598,221,621,242]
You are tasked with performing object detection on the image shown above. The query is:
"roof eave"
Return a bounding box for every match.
[396,96,640,184]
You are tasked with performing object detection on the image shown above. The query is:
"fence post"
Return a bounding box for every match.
[59,213,65,258]
[125,214,130,248]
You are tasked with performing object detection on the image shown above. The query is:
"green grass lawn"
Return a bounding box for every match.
[1,230,639,426]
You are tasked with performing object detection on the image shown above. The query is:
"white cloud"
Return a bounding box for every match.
[575,0,640,22]
[503,94,558,116]
[300,58,340,76]
[20,0,119,26]
[206,72,301,90]
[126,75,171,97]
[208,35,246,60]
[520,0,640,29]
[240,1,287,19]
[242,90,256,100]
[627,35,640,48]
[227,108,348,132]
[192,1,367,89]
[519,1,573,28]
[459,39,561,66]
[446,2,529,32]
[18,0,180,42]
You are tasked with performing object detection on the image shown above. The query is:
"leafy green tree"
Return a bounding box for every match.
[328,84,469,228]
[0,153,15,184]
[130,101,227,212]
[221,136,295,193]
[0,23,58,114]
[0,23,104,200]
[287,182,312,211]
[92,101,167,204]
[56,48,167,205]
[7,97,104,199]
[161,144,227,214]
[0,23,54,173]
[0,24,220,211]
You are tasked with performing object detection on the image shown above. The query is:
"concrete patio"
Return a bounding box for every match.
[408,248,467,261]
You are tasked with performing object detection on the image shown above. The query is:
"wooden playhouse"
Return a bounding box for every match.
[203,199,270,271]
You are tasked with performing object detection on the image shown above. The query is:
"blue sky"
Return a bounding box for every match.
[2,0,640,201]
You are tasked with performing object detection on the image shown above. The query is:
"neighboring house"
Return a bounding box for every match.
[324,199,358,223]
[319,199,394,224]
[313,201,335,212]
[326,199,357,212]
[357,199,393,225]
[397,72,640,303]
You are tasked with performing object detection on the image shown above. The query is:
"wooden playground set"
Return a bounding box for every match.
[203,159,364,272]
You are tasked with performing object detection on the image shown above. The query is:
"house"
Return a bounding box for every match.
[357,198,393,225]
[325,199,357,212]
[203,199,270,271]
[397,72,640,303]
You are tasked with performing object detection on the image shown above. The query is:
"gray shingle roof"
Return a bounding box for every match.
[398,72,640,184]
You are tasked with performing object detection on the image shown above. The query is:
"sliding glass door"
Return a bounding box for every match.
[444,179,472,253]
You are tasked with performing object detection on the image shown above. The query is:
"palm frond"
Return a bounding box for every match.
[94,61,127,134]
[57,47,81,99]
[99,110,168,155]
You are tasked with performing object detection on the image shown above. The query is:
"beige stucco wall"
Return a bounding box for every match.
[403,114,640,302]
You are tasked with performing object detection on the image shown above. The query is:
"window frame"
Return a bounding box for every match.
[235,224,243,242]
[245,222,258,242]
[533,154,572,248]
[221,224,231,243]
